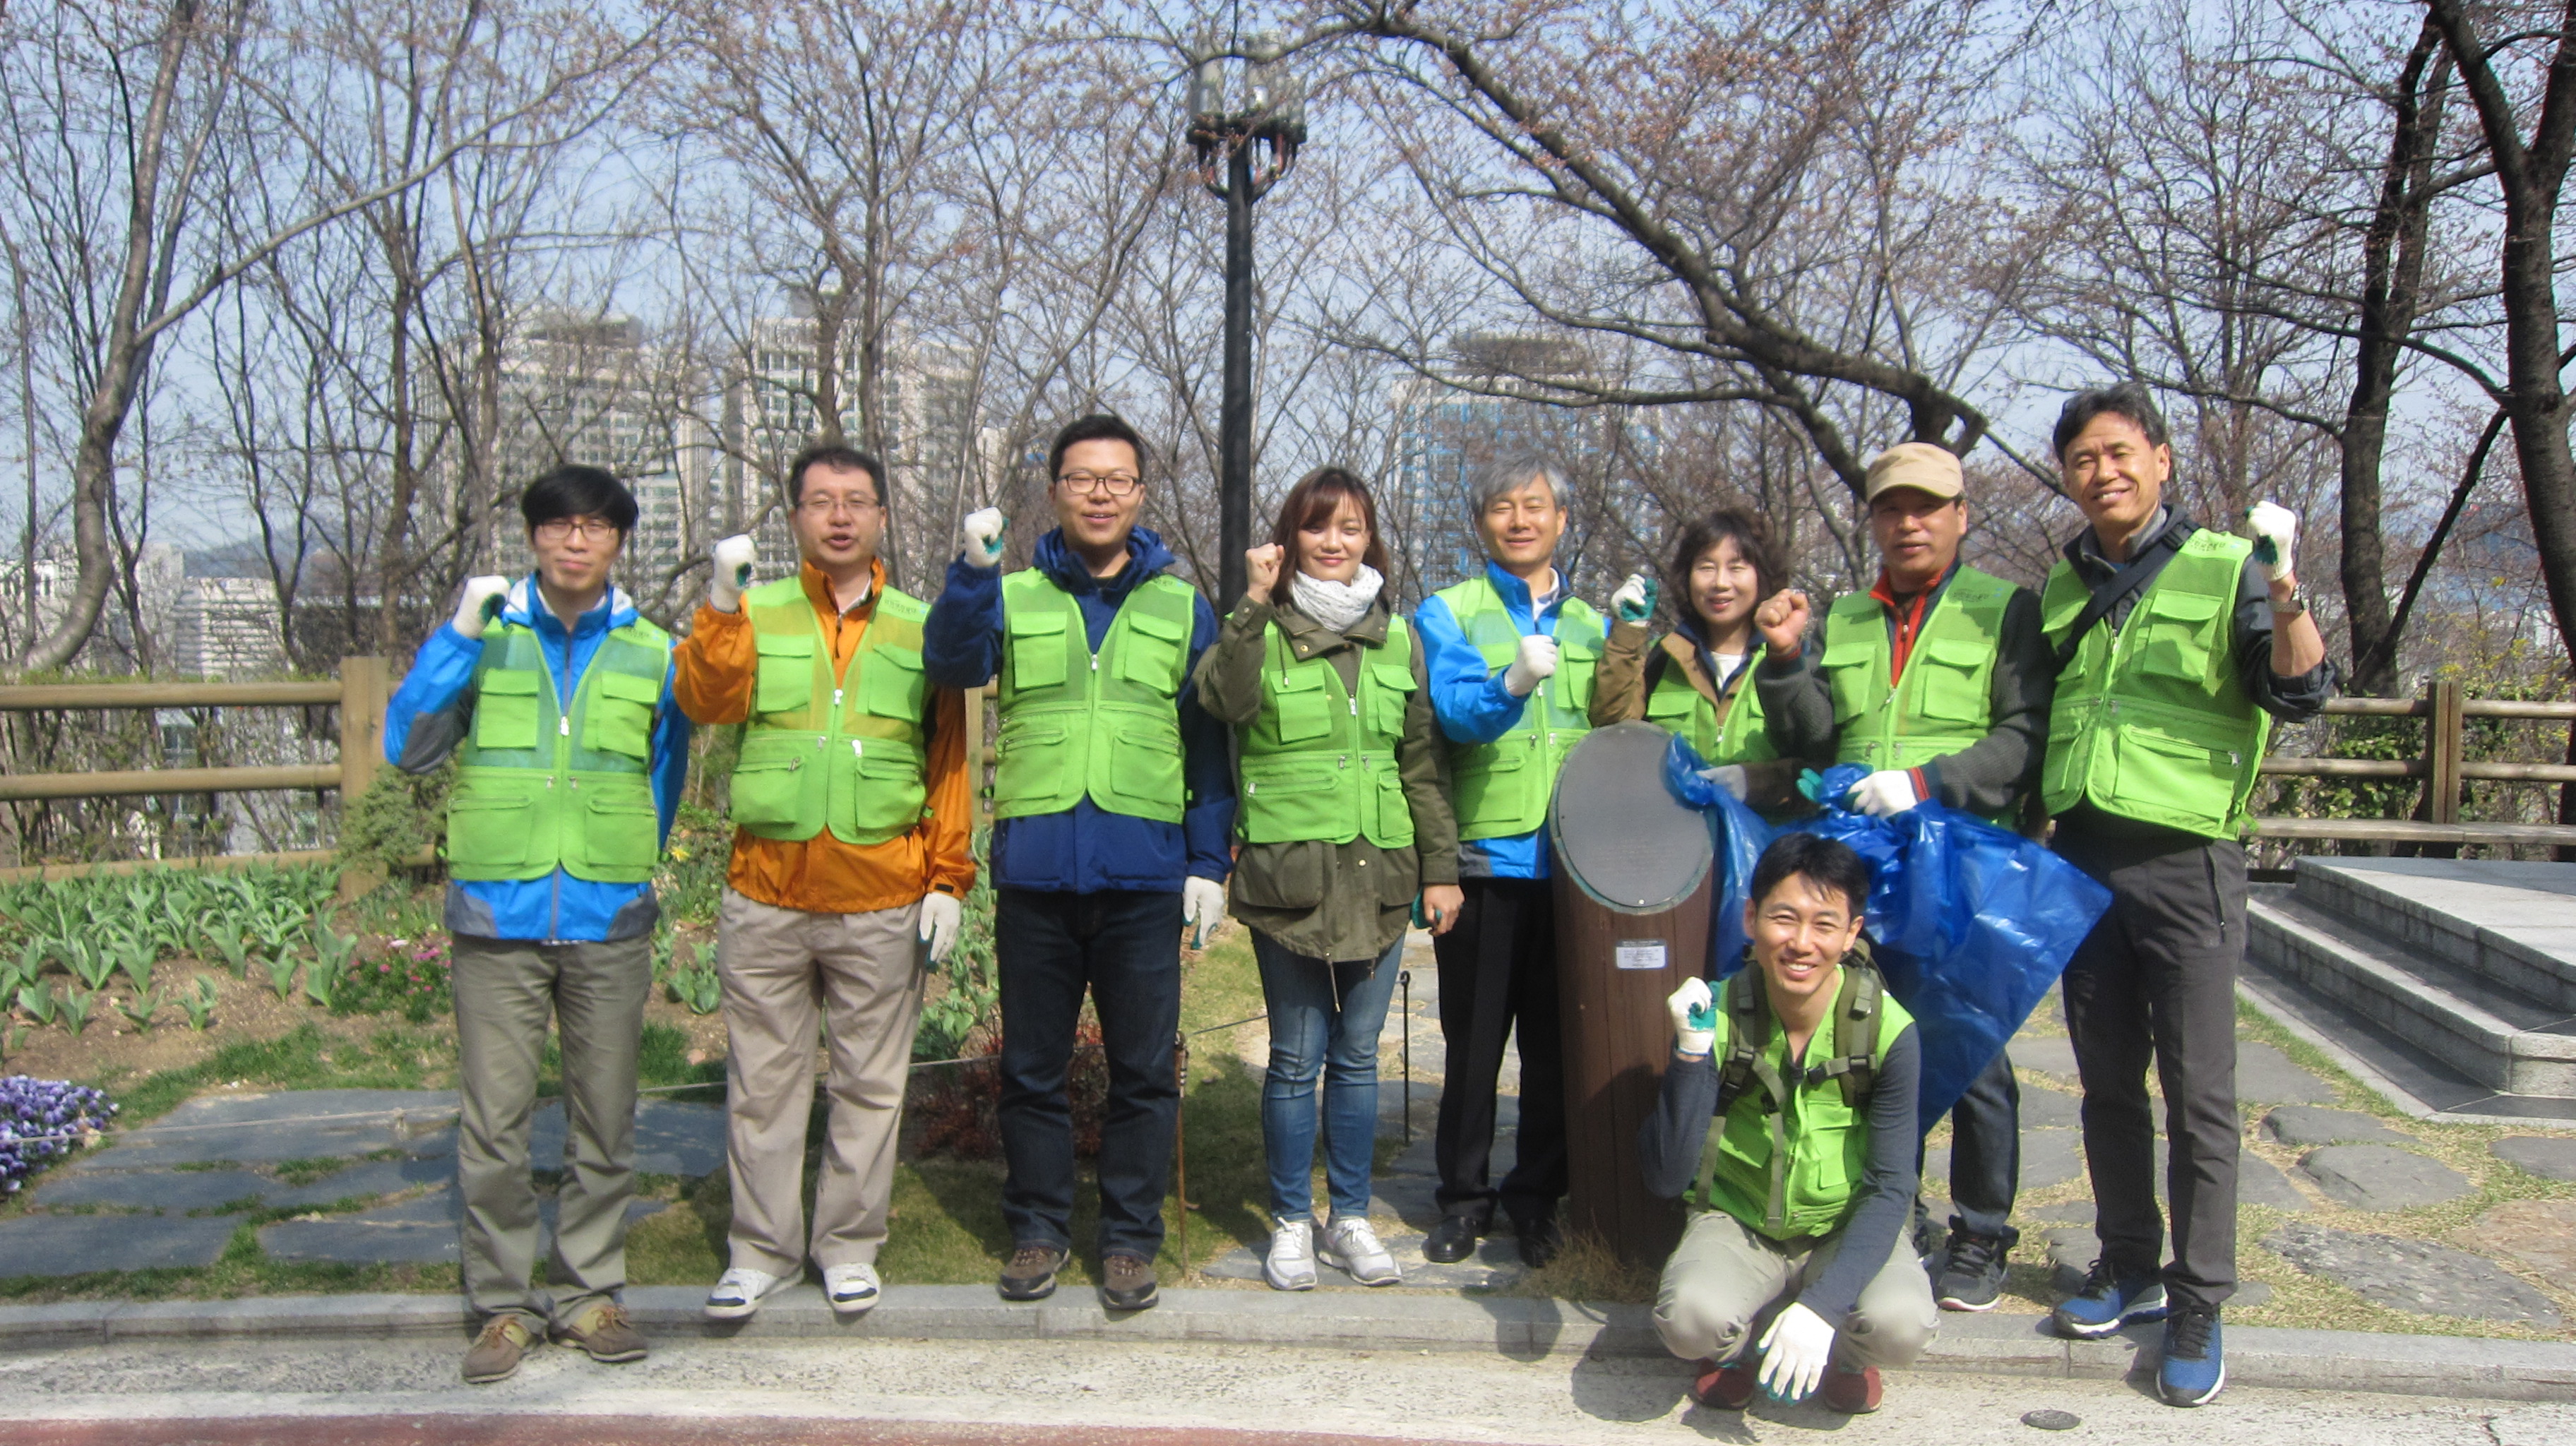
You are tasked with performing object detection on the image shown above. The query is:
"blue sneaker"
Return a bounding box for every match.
[2051,1257,2167,1338]
[2157,1306,2224,1406]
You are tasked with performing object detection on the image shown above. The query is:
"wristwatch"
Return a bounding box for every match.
[2270,587,2308,619]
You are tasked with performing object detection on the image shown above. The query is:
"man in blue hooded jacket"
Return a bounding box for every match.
[922,413,1234,1312]
[383,465,690,1383]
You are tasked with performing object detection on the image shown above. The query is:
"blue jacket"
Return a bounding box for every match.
[1414,559,1580,880]
[384,578,691,943]
[922,526,1234,893]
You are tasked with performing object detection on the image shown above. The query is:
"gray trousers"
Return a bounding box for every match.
[1654,1209,1940,1368]
[2053,812,2246,1311]
[451,933,651,1327]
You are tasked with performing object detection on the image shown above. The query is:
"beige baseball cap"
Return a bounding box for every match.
[1862,442,1965,503]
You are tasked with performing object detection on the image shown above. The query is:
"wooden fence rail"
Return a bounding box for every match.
[2250,681,2576,849]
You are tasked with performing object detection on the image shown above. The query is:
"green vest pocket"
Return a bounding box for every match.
[1371,771,1419,864]
[1820,636,1873,725]
[863,644,926,719]
[1369,662,1416,737]
[729,737,811,830]
[587,671,660,759]
[1008,611,1069,689]
[1457,736,1534,828]
[2112,727,2240,830]
[1109,726,1186,809]
[755,633,816,715]
[1119,607,1187,692]
[448,788,533,868]
[475,669,543,750]
[1268,667,1333,742]
[2140,590,2224,685]
[994,720,1069,805]
[1909,636,1989,722]
[1555,639,1599,710]
[580,794,660,874]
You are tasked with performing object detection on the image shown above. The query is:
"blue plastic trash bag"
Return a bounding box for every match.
[1664,743,2113,1122]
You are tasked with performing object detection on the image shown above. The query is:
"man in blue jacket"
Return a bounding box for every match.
[1414,450,1602,1269]
[923,414,1234,1311]
[383,465,690,1383]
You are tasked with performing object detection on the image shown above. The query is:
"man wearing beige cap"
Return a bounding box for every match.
[1749,439,2053,1315]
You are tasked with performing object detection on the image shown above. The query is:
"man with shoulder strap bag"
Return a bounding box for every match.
[672,443,976,1323]
[1638,835,1937,1416]
[383,466,691,1384]
[1750,442,2055,1313]
[2037,383,2333,1408]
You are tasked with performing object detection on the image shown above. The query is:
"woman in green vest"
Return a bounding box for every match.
[1591,507,1803,815]
[1195,467,1463,1294]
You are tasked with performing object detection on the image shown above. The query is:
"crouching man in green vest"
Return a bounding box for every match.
[2039,383,2332,1407]
[1640,833,1935,1415]
[1751,442,2053,1314]
[382,465,690,1384]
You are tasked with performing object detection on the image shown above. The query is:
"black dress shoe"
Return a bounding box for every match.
[1423,1216,1481,1263]
[1514,1215,1564,1270]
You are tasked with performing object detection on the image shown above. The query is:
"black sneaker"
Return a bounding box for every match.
[1936,1229,2009,1311]
[998,1242,1068,1301]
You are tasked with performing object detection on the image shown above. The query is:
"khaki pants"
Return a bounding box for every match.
[718,887,926,1275]
[451,933,652,1328]
[1654,1209,1940,1368]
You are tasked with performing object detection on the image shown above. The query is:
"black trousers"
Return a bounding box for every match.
[1430,876,1568,1229]
[2053,812,2246,1311]
[1918,1048,2021,1246]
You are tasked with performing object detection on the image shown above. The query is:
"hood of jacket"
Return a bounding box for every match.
[1034,524,1176,604]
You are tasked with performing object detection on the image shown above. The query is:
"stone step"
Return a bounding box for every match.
[2247,888,2576,1098]
[2294,859,2576,1014]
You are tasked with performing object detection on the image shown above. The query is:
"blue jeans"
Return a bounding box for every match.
[1253,931,1404,1222]
[994,888,1183,1260]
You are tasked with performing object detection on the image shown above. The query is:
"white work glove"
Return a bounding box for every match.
[1695,764,1748,802]
[708,534,756,613]
[1610,572,1657,625]
[2246,501,2298,582]
[961,507,1006,569]
[1501,634,1558,697]
[1183,876,1228,950]
[1846,769,1920,818]
[1667,976,1715,1058]
[451,576,511,640]
[1756,1302,1837,1403]
[917,892,964,965]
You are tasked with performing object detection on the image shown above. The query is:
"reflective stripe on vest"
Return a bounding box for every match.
[991,568,1198,824]
[1433,577,1603,841]
[1237,615,1417,847]
[2040,530,2270,838]
[448,616,670,885]
[1819,566,2015,771]
[1642,646,1779,767]
[728,576,933,847]
[1691,969,1914,1239]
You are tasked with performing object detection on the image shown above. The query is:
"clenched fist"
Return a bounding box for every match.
[1754,589,1811,657]
[708,534,756,613]
[960,507,1006,568]
[452,576,511,640]
[1246,542,1285,599]
[1502,634,1559,697]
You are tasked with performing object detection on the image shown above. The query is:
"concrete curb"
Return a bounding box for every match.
[4,1286,2572,1402]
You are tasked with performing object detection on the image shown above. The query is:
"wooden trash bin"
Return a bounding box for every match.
[1547,722,1715,1267]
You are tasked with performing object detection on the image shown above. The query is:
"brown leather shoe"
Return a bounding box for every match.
[554,1302,648,1363]
[1820,1364,1883,1414]
[1100,1251,1159,1310]
[999,1242,1069,1301]
[1689,1358,1758,1410]
[463,1315,537,1384]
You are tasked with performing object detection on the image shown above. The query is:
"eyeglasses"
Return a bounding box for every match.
[1057,471,1141,498]
[534,518,621,542]
[797,496,883,517]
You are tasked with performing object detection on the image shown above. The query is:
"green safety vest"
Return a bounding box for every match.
[1818,566,2017,771]
[991,568,1199,824]
[726,576,934,847]
[2040,530,2271,838]
[1236,616,1417,847]
[1434,575,1604,841]
[1694,963,1914,1239]
[1642,644,1779,767]
[446,613,672,884]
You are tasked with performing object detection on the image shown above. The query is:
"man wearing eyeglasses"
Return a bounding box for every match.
[382,465,691,1384]
[671,444,975,1323]
[922,413,1234,1312]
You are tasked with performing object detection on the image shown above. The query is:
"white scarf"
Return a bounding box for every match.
[1291,563,1384,634]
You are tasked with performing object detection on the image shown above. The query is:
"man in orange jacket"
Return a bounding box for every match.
[674,443,976,1319]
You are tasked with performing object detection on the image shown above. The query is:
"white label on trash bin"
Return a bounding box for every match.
[1615,940,1667,971]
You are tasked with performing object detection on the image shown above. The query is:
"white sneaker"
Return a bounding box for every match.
[1320,1214,1402,1286]
[823,1262,881,1315]
[703,1266,784,1320]
[1264,1218,1318,1291]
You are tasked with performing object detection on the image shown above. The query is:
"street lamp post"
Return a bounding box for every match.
[1187,34,1304,610]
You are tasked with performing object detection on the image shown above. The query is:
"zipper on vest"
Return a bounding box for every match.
[851,739,864,760]
[559,715,571,736]
[833,687,844,710]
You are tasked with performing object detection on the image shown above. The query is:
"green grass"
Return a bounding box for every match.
[98,1024,459,1126]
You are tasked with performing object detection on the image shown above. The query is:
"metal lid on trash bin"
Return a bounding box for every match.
[1549,722,1714,914]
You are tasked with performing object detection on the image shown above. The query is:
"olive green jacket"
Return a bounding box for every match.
[1195,592,1460,963]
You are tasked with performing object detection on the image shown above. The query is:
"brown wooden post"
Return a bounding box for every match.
[335,656,391,898]
[2425,678,2464,859]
